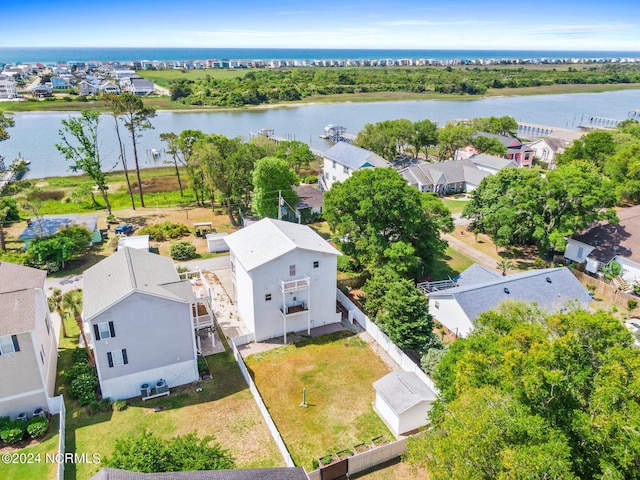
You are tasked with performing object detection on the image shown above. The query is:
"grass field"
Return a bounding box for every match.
[439,196,469,215]
[244,330,393,471]
[56,315,283,480]
[136,69,246,87]
[0,416,60,480]
[428,246,474,281]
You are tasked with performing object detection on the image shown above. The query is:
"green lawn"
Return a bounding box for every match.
[439,197,469,215]
[136,69,246,87]
[0,416,60,480]
[244,331,393,471]
[56,316,283,480]
[428,246,474,281]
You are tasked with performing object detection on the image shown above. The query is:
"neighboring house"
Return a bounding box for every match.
[117,235,150,251]
[469,132,534,167]
[31,84,53,97]
[399,157,516,194]
[428,266,592,337]
[18,214,102,248]
[0,262,58,418]
[224,218,342,343]
[50,77,72,89]
[83,248,212,400]
[126,78,155,96]
[564,205,640,285]
[319,142,389,191]
[77,80,98,96]
[0,75,17,99]
[294,184,324,215]
[90,467,310,480]
[99,82,120,95]
[373,371,437,437]
[527,137,569,167]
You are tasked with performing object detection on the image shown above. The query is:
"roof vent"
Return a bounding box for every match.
[504,287,510,294]
[546,277,552,283]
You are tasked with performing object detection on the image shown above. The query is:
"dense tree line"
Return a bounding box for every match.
[407,302,640,480]
[169,65,640,107]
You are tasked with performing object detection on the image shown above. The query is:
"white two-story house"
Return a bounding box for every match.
[0,262,58,418]
[83,248,208,400]
[320,142,389,191]
[225,218,342,343]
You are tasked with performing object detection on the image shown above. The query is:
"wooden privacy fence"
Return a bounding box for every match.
[570,268,640,315]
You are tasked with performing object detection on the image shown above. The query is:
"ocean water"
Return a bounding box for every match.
[1,47,639,64]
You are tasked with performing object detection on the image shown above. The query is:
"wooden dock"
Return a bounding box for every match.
[516,122,585,142]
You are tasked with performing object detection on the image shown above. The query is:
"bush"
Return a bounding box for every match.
[1,420,26,444]
[99,398,113,412]
[138,221,189,241]
[27,416,49,438]
[65,362,97,382]
[0,416,10,431]
[113,400,128,412]
[170,241,197,260]
[70,373,99,406]
[71,347,90,364]
[628,299,638,311]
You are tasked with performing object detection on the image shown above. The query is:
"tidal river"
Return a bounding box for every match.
[3,89,639,179]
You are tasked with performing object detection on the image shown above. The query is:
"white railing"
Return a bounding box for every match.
[230,338,295,468]
[280,277,310,292]
[336,289,439,394]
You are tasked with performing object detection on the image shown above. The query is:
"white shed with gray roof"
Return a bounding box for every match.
[373,371,437,437]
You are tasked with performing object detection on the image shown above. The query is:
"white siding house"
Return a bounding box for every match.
[224,218,341,343]
[428,266,592,337]
[564,205,640,285]
[320,143,389,191]
[83,248,206,400]
[0,263,58,418]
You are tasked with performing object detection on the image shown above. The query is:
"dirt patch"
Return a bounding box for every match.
[130,176,181,193]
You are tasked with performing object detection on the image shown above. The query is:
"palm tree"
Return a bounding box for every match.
[47,288,67,338]
[497,259,516,276]
[62,289,94,366]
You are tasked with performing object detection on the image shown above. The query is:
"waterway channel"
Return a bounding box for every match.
[2,89,638,179]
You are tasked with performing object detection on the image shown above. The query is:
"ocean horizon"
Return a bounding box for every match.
[2,47,640,64]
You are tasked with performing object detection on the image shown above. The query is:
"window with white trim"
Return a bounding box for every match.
[107,349,128,368]
[289,265,296,276]
[265,294,272,301]
[0,335,19,355]
[313,261,319,268]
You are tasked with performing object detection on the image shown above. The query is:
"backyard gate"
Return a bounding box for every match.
[320,457,348,480]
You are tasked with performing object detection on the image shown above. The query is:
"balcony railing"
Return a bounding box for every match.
[280,300,308,315]
[280,277,310,292]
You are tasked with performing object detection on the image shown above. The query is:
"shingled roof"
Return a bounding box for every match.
[323,142,389,170]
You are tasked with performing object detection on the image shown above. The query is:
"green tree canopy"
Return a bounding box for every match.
[355,119,414,160]
[251,156,299,219]
[411,302,640,480]
[0,112,15,143]
[437,121,475,160]
[56,110,113,214]
[324,167,453,273]
[107,431,235,473]
[472,135,507,156]
[274,140,315,172]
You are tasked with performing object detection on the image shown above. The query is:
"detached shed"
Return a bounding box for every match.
[206,233,229,253]
[117,235,150,252]
[373,371,437,437]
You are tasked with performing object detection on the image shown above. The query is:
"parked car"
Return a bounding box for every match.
[114,224,134,235]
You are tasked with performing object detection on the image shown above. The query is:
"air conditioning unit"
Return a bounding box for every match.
[156,379,168,394]
[140,383,151,398]
[33,408,45,418]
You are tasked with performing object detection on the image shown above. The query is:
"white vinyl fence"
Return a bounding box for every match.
[230,338,295,468]
[46,395,66,480]
[336,289,439,394]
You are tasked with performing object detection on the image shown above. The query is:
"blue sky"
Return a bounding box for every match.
[2,0,639,50]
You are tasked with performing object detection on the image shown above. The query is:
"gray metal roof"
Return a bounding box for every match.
[224,218,340,272]
[83,248,194,320]
[430,267,592,321]
[90,467,309,480]
[323,142,389,170]
[18,214,98,240]
[373,371,437,415]
[399,159,490,187]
